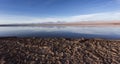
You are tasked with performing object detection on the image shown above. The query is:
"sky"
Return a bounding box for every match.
[0,0,120,24]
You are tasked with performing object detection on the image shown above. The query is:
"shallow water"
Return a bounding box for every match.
[0,26,120,39]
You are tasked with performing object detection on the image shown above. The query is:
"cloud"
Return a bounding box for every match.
[0,12,120,24]
[66,12,120,22]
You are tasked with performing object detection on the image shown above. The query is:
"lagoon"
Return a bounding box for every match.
[0,26,120,39]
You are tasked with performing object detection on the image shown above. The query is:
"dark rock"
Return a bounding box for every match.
[0,37,120,64]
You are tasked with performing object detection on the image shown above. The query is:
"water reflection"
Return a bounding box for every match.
[0,26,120,39]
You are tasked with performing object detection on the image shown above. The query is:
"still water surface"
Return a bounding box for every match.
[0,26,120,39]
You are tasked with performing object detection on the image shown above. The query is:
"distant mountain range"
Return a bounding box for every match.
[0,21,120,26]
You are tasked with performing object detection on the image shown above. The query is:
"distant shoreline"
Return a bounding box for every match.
[0,22,120,27]
[0,37,119,41]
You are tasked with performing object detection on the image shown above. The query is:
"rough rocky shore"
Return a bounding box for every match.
[0,37,120,64]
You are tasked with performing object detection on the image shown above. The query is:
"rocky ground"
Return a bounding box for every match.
[0,37,120,64]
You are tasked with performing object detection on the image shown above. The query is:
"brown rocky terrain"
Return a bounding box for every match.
[0,37,120,64]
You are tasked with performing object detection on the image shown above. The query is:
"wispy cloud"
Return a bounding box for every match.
[66,12,120,22]
[0,12,120,24]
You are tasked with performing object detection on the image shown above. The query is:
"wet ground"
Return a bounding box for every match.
[0,37,120,64]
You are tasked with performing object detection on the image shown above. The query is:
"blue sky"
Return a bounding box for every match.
[0,0,120,24]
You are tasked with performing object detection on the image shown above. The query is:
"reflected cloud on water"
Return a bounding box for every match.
[0,26,120,39]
